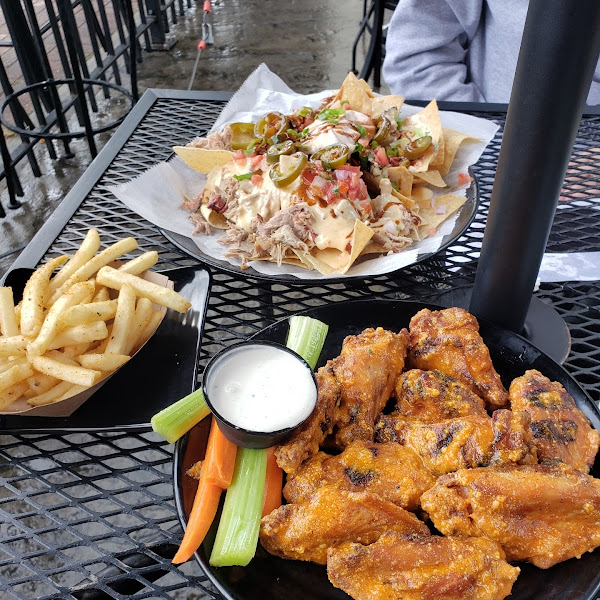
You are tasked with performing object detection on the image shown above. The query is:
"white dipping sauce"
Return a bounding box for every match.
[205,344,318,433]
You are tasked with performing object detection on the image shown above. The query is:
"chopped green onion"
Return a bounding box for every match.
[391,181,399,192]
[298,106,313,117]
[318,108,346,122]
[233,172,253,181]
[150,388,210,444]
[209,446,267,567]
[286,315,329,369]
[244,138,262,155]
[371,140,379,149]
[353,123,367,137]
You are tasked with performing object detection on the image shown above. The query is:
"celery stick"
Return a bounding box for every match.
[209,447,267,567]
[285,315,328,369]
[151,388,210,444]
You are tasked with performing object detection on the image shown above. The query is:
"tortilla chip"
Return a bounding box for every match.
[333,72,374,115]
[429,126,446,170]
[413,170,447,188]
[371,95,405,117]
[403,100,442,173]
[439,129,479,176]
[387,166,414,198]
[308,219,374,274]
[413,189,467,236]
[173,146,234,173]
[201,203,228,229]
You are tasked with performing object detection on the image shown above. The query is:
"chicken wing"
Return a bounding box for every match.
[408,307,508,409]
[283,440,436,511]
[327,532,520,600]
[509,369,600,472]
[332,327,409,448]
[421,463,600,568]
[375,410,536,476]
[260,486,429,564]
[275,361,341,474]
[393,369,487,423]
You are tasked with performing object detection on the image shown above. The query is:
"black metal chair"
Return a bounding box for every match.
[352,0,399,88]
[0,0,139,216]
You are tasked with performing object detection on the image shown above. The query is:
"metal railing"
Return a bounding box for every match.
[0,0,194,217]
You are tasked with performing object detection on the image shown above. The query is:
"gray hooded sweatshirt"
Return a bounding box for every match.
[382,0,600,104]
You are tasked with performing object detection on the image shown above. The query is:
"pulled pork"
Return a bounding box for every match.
[187,125,232,150]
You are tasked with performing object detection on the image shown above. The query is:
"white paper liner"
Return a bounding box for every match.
[110,64,499,280]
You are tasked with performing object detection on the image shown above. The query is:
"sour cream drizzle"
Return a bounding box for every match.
[205,344,318,433]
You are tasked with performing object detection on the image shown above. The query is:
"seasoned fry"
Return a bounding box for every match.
[20,255,69,337]
[105,283,136,354]
[77,353,130,371]
[47,229,101,295]
[47,321,108,351]
[28,280,96,357]
[123,297,153,355]
[0,335,28,358]
[118,251,159,275]
[131,309,163,354]
[26,372,60,396]
[62,343,91,358]
[0,287,19,337]
[92,286,110,302]
[61,300,118,326]
[0,381,29,409]
[30,356,100,387]
[0,362,34,394]
[97,266,191,313]
[26,380,76,406]
[48,237,138,305]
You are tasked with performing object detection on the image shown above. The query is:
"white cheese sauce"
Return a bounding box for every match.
[205,344,318,433]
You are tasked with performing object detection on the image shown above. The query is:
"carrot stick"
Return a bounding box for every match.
[204,417,238,489]
[172,455,222,564]
[173,417,237,564]
[262,447,283,517]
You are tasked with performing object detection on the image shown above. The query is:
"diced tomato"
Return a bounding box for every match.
[302,165,319,185]
[458,172,472,186]
[337,181,350,195]
[251,154,264,169]
[336,164,361,174]
[359,200,373,214]
[233,150,245,161]
[358,137,370,147]
[374,146,389,166]
[251,174,263,186]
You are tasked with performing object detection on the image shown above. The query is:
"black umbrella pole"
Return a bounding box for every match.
[469,0,600,333]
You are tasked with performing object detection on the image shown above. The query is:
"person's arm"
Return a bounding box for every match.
[382,0,485,102]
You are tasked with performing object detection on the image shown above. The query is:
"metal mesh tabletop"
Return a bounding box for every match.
[2,91,600,599]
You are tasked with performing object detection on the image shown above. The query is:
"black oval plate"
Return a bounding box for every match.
[174,299,600,600]
[161,173,479,283]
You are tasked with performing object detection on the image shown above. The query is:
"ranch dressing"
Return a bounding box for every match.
[205,344,317,433]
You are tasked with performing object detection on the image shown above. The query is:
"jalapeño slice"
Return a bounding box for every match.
[312,143,350,169]
[229,122,256,151]
[404,135,433,160]
[266,140,296,164]
[373,115,392,145]
[269,152,308,188]
[254,111,290,142]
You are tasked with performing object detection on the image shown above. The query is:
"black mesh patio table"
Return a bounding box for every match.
[2,90,600,600]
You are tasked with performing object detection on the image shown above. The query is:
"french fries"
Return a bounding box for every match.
[0,229,191,411]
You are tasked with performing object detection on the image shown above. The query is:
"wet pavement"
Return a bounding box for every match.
[0,0,388,277]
